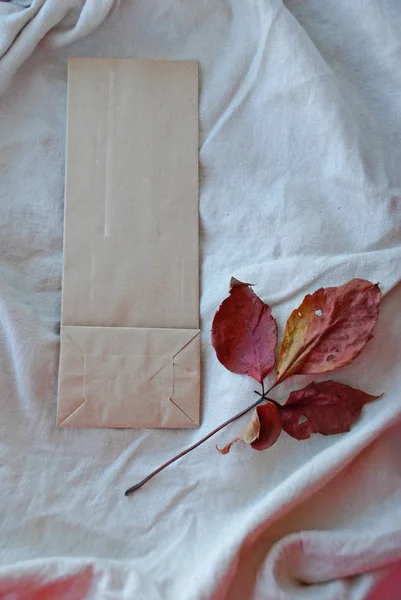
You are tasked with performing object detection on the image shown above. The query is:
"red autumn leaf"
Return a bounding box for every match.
[212,278,278,384]
[276,279,381,383]
[251,402,282,450]
[217,402,282,454]
[0,566,93,600]
[278,380,381,440]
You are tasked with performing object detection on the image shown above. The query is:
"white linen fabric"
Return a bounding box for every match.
[0,1,400,598]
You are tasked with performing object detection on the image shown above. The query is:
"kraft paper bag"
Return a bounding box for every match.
[57,58,200,428]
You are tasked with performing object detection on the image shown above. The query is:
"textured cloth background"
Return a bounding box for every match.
[0,1,401,598]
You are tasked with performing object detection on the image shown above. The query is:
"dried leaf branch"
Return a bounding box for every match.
[125,278,382,496]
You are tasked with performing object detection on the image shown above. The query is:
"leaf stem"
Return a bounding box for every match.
[125,382,277,496]
[253,390,282,409]
[266,398,282,409]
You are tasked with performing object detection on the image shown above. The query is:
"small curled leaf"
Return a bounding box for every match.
[212,279,278,384]
[276,279,381,383]
[217,402,282,454]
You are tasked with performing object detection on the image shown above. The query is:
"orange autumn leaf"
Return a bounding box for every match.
[217,402,282,454]
[276,279,381,383]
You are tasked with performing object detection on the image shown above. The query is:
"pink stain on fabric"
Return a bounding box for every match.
[0,566,93,600]
[365,560,401,600]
